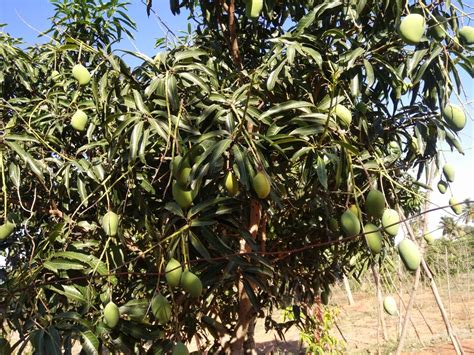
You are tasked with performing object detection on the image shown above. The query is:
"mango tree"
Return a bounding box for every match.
[0,0,472,353]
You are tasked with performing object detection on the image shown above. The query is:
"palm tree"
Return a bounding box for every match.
[439,216,461,240]
[462,199,474,225]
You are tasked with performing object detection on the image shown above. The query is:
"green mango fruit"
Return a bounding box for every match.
[0,221,15,240]
[180,270,203,298]
[328,217,339,232]
[224,171,239,197]
[165,258,183,288]
[0,337,11,355]
[172,156,191,186]
[399,14,426,44]
[428,16,446,40]
[172,182,194,209]
[382,209,400,236]
[104,301,120,328]
[340,210,361,237]
[102,211,119,236]
[424,233,435,245]
[437,181,448,194]
[349,204,362,219]
[51,70,61,81]
[245,0,263,19]
[366,189,385,218]
[151,294,172,324]
[442,104,466,131]
[172,342,189,355]
[252,172,271,199]
[383,296,398,316]
[320,291,329,305]
[443,163,455,182]
[364,223,383,254]
[334,104,352,126]
[449,197,462,215]
[459,26,474,45]
[71,109,88,131]
[398,239,421,271]
[72,64,91,85]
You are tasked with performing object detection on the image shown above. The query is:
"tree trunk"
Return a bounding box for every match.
[371,264,388,343]
[342,274,354,306]
[230,199,261,354]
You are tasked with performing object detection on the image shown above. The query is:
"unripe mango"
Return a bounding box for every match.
[72,64,91,85]
[449,197,462,215]
[340,210,361,237]
[225,171,239,196]
[0,221,15,240]
[104,301,120,328]
[172,342,189,355]
[181,270,203,298]
[424,233,434,245]
[382,209,400,236]
[437,181,448,194]
[398,239,421,271]
[383,296,398,316]
[459,26,474,45]
[364,223,383,254]
[252,172,271,199]
[328,217,339,232]
[334,104,352,126]
[349,204,362,219]
[51,70,61,81]
[151,294,172,324]
[102,211,119,236]
[165,258,183,288]
[320,291,329,305]
[71,109,88,131]
[366,189,385,218]
[429,16,446,40]
[443,163,455,182]
[399,14,426,44]
[172,156,191,186]
[172,182,194,209]
[245,0,263,19]
[0,337,11,354]
[442,104,466,131]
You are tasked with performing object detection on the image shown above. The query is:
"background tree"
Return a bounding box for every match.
[0,0,472,353]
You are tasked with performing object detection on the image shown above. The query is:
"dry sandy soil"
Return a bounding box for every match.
[253,275,473,354]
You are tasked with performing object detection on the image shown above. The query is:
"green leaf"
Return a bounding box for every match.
[47,285,87,304]
[260,101,314,124]
[129,121,144,161]
[5,141,45,182]
[267,59,287,91]
[8,162,21,188]
[44,259,86,274]
[133,89,150,114]
[316,156,328,189]
[81,331,99,355]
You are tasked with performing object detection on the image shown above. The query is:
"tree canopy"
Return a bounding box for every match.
[0,0,472,353]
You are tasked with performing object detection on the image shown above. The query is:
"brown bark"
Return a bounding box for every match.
[228,0,243,70]
[229,199,261,354]
[371,264,388,342]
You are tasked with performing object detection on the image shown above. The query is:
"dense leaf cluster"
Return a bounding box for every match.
[0,0,471,352]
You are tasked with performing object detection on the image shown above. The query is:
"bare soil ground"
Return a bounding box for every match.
[254,275,474,354]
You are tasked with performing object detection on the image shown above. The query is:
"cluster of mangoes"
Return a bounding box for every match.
[70,64,92,131]
[332,189,422,272]
[399,13,474,46]
[437,163,463,216]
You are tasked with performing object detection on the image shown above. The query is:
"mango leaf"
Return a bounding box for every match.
[81,331,99,355]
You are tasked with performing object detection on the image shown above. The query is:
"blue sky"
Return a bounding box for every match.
[0,0,473,236]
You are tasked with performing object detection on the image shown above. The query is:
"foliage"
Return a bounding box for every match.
[0,0,472,353]
[284,304,345,354]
